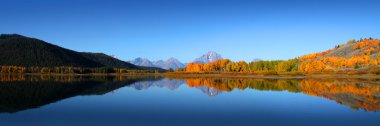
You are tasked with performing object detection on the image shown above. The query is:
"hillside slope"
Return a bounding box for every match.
[0,34,103,67]
[0,34,139,69]
[302,39,380,59]
[299,38,380,72]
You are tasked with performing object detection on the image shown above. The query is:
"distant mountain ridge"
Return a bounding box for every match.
[128,57,155,67]
[128,57,185,70]
[129,51,224,69]
[193,51,223,64]
[0,34,153,69]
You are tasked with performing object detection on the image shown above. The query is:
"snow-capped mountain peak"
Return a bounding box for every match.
[193,51,223,64]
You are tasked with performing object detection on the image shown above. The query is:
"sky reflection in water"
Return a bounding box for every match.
[0,75,379,126]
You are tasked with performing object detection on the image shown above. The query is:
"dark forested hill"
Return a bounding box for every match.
[0,34,138,69]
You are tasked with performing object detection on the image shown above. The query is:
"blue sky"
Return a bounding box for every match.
[1,0,379,62]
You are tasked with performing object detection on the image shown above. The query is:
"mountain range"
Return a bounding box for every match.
[128,57,185,70]
[128,51,223,70]
[0,34,161,70]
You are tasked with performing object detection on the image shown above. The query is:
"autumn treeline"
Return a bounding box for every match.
[181,39,380,75]
[0,66,160,74]
[0,74,160,82]
[182,59,299,74]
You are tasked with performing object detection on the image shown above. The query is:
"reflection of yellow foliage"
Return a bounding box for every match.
[299,79,380,111]
[0,74,25,81]
[183,78,380,111]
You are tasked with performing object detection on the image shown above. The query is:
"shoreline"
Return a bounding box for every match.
[1,73,379,79]
[161,73,380,79]
[0,73,160,76]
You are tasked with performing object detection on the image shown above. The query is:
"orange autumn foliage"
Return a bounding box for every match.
[299,39,380,72]
[354,39,380,55]
[185,59,237,72]
[354,39,380,50]
[185,63,203,72]
[299,60,326,72]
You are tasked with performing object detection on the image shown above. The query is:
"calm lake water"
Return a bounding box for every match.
[0,75,379,126]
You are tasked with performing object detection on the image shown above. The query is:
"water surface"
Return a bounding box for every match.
[0,75,379,126]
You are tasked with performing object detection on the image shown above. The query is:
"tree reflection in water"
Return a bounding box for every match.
[181,78,380,111]
[0,75,379,113]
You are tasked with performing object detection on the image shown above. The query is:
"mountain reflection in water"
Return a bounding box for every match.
[0,75,379,113]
